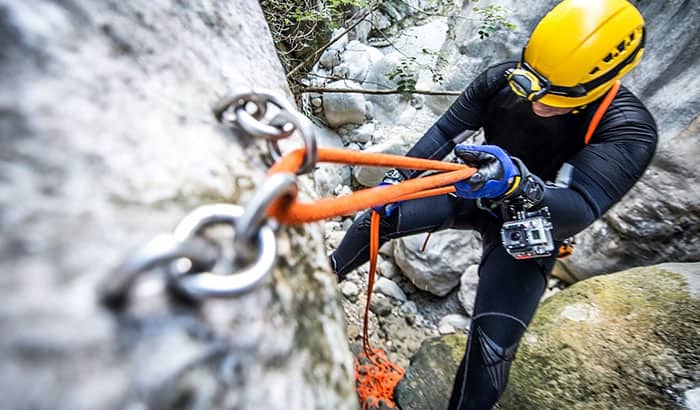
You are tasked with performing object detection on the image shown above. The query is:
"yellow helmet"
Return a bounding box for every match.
[506,0,645,108]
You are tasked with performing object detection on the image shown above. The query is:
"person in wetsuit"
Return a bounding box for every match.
[330,0,658,408]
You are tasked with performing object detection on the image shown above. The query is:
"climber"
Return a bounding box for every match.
[330,0,657,408]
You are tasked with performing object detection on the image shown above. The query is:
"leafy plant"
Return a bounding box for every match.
[472,2,517,39]
[386,57,418,93]
[260,0,367,71]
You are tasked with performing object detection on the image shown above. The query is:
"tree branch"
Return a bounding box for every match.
[299,86,462,96]
[286,3,381,79]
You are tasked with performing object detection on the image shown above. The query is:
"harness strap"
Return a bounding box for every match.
[583,80,620,144]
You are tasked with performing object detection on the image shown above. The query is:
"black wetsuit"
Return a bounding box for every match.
[330,62,657,409]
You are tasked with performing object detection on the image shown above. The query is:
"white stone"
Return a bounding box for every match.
[311,97,322,108]
[364,52,405,118]
[320,48,342,69]
[685,387,700,410]
[438,314,471,335]
[395,230,481,296]
[313,164,351,197]
[378,259,399,280]
[458,264,479,315]
[339,281,360,300]
[352,140,406,186]
[341,40,384,83]
[374,277,407,302]
[333,185,352,197]
[560,303,599,322]
[401,301,418,316]
[322,80,367,128]
[348,122,375,144]
[319,29,348,69]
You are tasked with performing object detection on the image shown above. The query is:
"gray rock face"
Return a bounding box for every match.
[394,231,481,296]
[440,0,700,279]
[0,1,356,409]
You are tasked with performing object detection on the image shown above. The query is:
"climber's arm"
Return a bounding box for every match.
[397,62,514,179]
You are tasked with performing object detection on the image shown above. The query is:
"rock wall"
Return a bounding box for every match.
[0,1,355,409]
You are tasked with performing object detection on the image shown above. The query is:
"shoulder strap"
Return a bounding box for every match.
[583,80,621,145]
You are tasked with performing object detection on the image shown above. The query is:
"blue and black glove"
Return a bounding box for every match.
[453,144,520,199]
[373,168,405,217]
[454,144,546,208]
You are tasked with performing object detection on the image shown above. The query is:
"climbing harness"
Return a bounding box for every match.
[103,89,475,408]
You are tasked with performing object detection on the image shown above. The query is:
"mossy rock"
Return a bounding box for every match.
[500,262,700,409]
[395,333,467,410]
[394,263,699,409]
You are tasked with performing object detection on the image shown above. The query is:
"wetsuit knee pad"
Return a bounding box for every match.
[450,313,528,409]
[470,313,526,396]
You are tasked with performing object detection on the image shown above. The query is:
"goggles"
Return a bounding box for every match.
[506,29,645,101]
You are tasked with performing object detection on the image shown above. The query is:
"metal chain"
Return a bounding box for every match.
[102,90,315,307]
[214,89,318,174]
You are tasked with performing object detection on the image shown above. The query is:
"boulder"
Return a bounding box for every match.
[395,334,467,410]
[319,29,348,69]
[438,314,470,335]
[322,80,367,127]
[374,277,407,302]
[364,52,406,119]
[501,262,700,409]
[0,1,356,409]
[394,231,481,296]
[394,263,700,410]
[341,40,384,83]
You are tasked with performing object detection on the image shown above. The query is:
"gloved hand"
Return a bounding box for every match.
[453,144,520,199]
[372,168,405,217]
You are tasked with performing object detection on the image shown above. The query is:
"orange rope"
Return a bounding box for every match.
[264,147,475,408]
[354,211,405,409]
[266,148,473,225]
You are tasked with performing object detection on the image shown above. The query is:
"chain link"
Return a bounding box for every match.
[103,90,315,306]
[214,89,318,174]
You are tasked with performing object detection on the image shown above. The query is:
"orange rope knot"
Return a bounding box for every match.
[354,347,405,410]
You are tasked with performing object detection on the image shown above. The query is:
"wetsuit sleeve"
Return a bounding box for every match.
[398,62,514,179]
[538,98,658,240]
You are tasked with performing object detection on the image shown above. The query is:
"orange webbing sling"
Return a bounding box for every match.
[265,147,475,409]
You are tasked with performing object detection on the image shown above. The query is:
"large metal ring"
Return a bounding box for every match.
[99,234,220,309]
[214,90,318,174]
[267,108,318,175]
[234,173,297,260]
[167,204,277,299]
[214,90,296,141]
[213,91,267,123]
